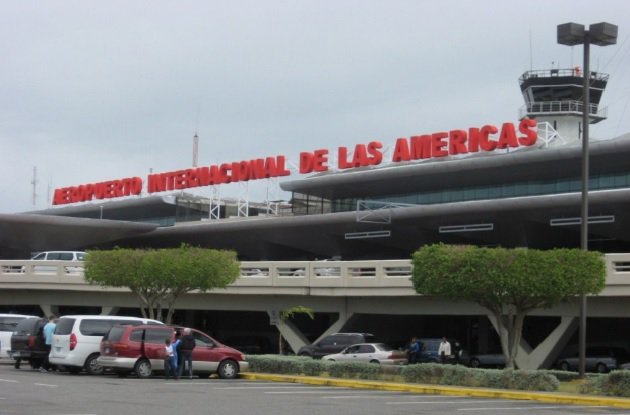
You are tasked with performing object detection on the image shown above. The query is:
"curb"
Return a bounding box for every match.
[240,372,630,409]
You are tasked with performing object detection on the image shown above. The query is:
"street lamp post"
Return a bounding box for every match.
[557,22,618,378]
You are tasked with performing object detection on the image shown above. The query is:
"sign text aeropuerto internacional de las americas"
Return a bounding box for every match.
[52,119,538,205]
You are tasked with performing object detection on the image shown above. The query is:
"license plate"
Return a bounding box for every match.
[105,348,111,354]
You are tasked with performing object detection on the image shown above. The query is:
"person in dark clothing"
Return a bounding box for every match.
[178,328,196,379]
[407,336,423,364]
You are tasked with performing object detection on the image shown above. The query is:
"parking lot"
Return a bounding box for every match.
[1,362,630,415]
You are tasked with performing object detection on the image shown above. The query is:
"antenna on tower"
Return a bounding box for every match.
[193,132,199,167]
[31,166,38,206]
[192,102,201,167]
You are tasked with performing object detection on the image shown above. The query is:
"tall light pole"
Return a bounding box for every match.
[557,22,617,378]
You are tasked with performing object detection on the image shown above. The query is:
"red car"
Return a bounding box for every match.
[97,325,248,379]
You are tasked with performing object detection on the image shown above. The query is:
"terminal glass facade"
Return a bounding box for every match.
[291,171,630,215]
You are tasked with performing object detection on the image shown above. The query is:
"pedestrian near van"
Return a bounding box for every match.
[407,336,423,364]
[41,315,56,372]
[172,331,181,379]
[438,337,451,363]
[178,328,196,379]
[163,339,177,380]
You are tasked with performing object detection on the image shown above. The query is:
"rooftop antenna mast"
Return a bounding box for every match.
[192,103,201,167]
[192,132,199,167]
[30,166,38,206]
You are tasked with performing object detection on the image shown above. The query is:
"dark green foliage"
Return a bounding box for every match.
[84,244,240,322]
[411,244,606,308]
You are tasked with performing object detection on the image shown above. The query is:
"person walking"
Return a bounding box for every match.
[178,328,196,379]
[438,337,451,364]
[41,315,56,372]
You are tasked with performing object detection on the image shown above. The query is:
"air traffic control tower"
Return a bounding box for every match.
[518,68,609,145]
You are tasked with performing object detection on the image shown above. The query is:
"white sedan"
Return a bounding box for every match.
[322,343,407,365]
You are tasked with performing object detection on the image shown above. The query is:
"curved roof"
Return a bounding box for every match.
[280,135,630,199]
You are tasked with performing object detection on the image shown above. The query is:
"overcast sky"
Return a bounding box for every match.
[1,0,629,213]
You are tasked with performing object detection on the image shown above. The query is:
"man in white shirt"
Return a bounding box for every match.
[438,337,451,363]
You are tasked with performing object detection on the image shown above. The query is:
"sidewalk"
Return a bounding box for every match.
[240,372,630,409]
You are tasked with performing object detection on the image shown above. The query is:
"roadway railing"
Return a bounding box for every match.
[1,254,629,291]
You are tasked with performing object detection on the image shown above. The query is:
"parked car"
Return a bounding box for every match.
[418,338,465,364]
[467,353,505,368]
[322,343,407,365]
[49,315,163,375]
[97,325,249,379]
[9,317,48,368]
[297,333,376,358]
[0,313,38,359]
[556,347,630,373]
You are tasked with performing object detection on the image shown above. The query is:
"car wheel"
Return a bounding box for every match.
[596,363,608,373]
[85,354,104,375]
[134,359,153,379]
[369,360,380,364]
[217,359,239,379]
[469,358,480,368]
[559,361,570,371]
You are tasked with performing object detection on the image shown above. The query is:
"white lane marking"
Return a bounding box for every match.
[0,379,19,383]
[214,386,347,390]
[33,383,58,387]
[387,399,514,405]
[265,391,360,395]
[458,405,607,411]
[323,395,414,399]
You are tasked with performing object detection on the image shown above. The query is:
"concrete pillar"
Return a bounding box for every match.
[39,304,59,317]
[515,317,578,369]
[487,314,578,370]
[100,306,120,316]
[267,308,354,354]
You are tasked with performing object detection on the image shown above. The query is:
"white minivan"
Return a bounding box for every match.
[49,315,163,374]
[0,313,38,359]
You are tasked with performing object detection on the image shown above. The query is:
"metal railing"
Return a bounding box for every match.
[519,100,607,119]
[519,69,609,83]
[1,254,630,292]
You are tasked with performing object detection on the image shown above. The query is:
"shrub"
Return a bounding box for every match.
[580,371,630,397]
[327,362,381,380]
[246,356,560,392]
[401,364,559,391]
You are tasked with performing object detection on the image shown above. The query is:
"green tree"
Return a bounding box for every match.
[411,244,606,369]
[84,245,240,323]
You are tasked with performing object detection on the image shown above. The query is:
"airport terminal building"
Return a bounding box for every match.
[1,68,630,368]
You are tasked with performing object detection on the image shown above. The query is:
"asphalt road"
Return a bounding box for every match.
[1,361,629,415]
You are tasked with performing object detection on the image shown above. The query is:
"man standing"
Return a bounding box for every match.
[438,337,451,364]
[41,315,56,372]
[407,337,422,364]
[179,328,196,379]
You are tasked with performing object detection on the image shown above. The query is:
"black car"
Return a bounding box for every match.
[297,333,376,358]
[10,317,48,369]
